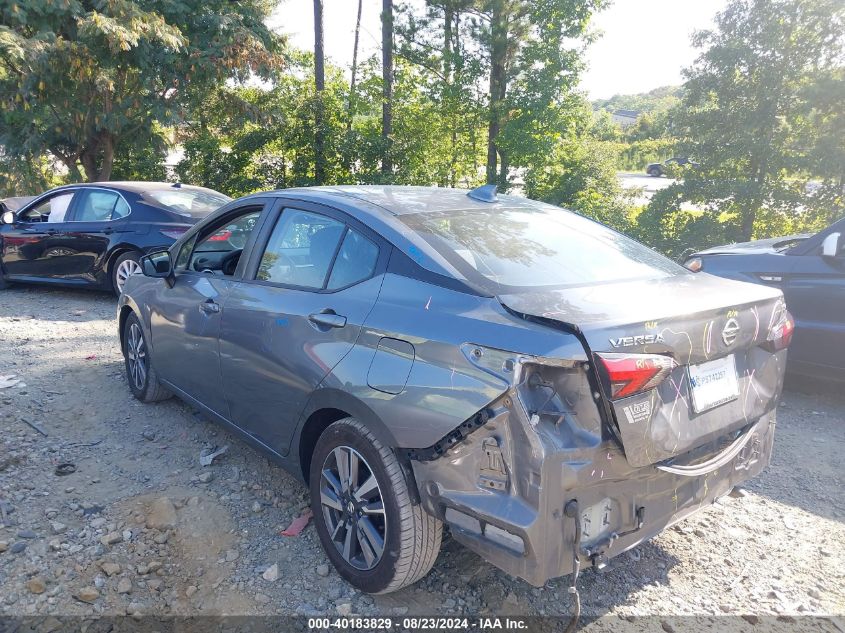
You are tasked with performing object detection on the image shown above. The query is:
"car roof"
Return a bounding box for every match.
[272,185,543,217]
[47,182,224,196]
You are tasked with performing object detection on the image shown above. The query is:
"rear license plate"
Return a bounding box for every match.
[688,354,739,413]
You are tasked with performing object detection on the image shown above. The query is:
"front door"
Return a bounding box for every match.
[1,191,78,280]
[148,202,267,416]
[784,232,845,374]
[219,202,386,454]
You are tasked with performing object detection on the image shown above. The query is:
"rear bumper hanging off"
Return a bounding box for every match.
[411,392,775,587]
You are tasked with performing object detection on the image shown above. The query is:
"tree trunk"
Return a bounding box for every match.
[313,0,326,185]
[486,1,507,186]
[347,0,363,134]
[79,131,115,182]
[444,6,457,188]
[381,0,394,178]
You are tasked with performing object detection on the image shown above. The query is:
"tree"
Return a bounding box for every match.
[0,0,283,182]
[382,0,395,177]
[657,0,845,243]
[347,0,364,133]
[465,0,606,189]
[395,1,487,187]
[314,0,327,184]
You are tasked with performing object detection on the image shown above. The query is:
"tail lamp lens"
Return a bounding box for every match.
[595,353,678,399]
[764,309,794,352]
[208,229,233,242]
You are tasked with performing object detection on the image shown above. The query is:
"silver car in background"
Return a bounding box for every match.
[117,185,791,594]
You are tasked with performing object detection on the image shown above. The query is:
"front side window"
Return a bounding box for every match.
[22,192,75,223]
[186,209,261,276]
[257,210,345,289]
[73,190,123,222]
[174,234,198,272]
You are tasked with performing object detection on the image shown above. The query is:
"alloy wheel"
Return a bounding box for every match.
[319,446,387,570]
[126,322,147,391]
[115,258,142,292]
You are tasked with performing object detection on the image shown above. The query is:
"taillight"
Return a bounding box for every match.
[763,309,794,352]
[595,352,678,399]
[159,228,188,240]
[208,229,232,242]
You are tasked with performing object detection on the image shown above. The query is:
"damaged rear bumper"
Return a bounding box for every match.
[410,364,776,587]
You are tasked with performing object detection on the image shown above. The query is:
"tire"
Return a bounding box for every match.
[647,167,661,177]
[309,417,442,594]
[112,251,143,296]
[122,313,172,403]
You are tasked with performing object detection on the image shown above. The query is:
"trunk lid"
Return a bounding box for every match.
[500,272,787,467]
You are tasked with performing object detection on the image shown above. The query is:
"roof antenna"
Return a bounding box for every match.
[467,184,498,203]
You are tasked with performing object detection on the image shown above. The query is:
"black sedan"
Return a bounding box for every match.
[0,182,230,294]
[684,216,845,379]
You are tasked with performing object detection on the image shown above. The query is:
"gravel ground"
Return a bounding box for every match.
[1,286,843,629]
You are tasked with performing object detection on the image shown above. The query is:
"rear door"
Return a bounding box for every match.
[782,228,845,373]
[63,188,134,281]
[219,200,387,454]
[0,191,79,280]
[148,200,269,416]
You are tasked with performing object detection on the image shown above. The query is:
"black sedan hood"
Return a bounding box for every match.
[695,234,810,256]
[0,196,36,212]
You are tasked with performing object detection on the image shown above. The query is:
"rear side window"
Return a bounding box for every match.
[399,206,683,292]
[327,229,379,289]
[257,210,345,289]
[73,190,123,222]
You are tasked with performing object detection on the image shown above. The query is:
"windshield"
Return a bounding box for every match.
[399,206,685,293]
[146,189,231,218]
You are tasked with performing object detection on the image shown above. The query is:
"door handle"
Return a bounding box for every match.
[308,311,347,329]
[199,299,220,314]
[102,227,114,235]
[45,228,58,234]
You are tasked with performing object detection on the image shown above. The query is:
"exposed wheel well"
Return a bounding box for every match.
[299,408,351,483]
[118,305,134,350]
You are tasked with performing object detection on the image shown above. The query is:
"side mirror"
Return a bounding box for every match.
[822,232,841,258]
[141,251,173,278]
[1,211,15,225]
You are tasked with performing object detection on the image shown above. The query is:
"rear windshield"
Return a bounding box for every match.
[146,189,231,218]
[399,206,684,292]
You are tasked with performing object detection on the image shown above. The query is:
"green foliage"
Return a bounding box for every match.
[0,0,284,185]
[110,131,168,182]
[650,0,845,246]
[593,85,683,115]
[524,134,634,232]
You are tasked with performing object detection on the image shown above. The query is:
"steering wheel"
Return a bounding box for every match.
[221,249,243,276]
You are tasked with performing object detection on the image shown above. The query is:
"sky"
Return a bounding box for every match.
[268,0,729,100]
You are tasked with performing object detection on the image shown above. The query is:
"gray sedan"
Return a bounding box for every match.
[118,186,790,593]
